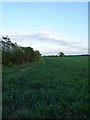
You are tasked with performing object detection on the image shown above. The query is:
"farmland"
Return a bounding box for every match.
[2,56,88,118]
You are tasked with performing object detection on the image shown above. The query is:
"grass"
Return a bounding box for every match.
[2,56,88,118]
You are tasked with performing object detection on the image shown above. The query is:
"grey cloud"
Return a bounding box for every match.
[80,47,88,51]
[10,31,81,47]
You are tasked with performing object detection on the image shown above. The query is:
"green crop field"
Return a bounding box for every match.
[2,56,88,118]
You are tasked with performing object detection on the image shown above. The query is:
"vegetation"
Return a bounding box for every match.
[58,51,65,57]
[2,56,88,118]
[1,36,41,65]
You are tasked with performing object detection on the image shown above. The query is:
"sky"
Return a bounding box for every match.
[1,2,88,55]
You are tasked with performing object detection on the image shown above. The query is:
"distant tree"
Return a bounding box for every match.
[58,51,65,57]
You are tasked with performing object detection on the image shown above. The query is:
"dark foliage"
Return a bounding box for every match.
[1,37,41,65]
[58,52,65,57]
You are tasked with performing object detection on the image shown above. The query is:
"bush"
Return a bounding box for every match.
[1,37,41,65]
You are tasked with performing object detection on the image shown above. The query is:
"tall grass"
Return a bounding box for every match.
[2,56,88,118]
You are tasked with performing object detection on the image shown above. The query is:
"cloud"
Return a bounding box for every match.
[1,30,88,55]
[10,31,81,46]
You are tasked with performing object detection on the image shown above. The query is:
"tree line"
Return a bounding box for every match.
[0,36,41,65]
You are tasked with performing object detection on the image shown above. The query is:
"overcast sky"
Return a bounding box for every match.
[1,2,88,55]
